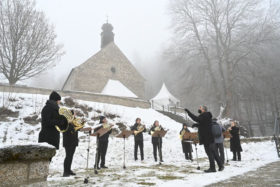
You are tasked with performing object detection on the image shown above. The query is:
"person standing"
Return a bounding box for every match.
[185,106,224,172]
[212,118,226,165]
[63,115,79,177]
[149,120,164,162]
[94,116,112,169]
[229,121,243,161]
[38,91,68,150]
[180,123,193,161]
[131,118,146,161]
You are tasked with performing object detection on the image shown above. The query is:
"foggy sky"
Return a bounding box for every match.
[26,0,171,89]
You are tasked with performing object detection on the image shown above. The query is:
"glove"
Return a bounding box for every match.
[184,108,190,113]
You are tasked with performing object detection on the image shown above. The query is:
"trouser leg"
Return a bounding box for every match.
[211,143,223,168]
[159,142,163,161]
[101,141,108,167]
[64,146,76,173]
[237,151,241,161]
[153,143,158,161]
[134,141,139,160]
[233,151,237,160]
[217,143,225,164]
[139,141,144,160]
[204,144,215,170]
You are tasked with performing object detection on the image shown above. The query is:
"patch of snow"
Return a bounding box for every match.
[101,79,138,98]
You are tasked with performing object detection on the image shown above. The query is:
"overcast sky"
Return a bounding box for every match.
[27,0,171,88]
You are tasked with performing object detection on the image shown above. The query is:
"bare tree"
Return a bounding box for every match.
[167,0,280,117]
[0,0,63,85]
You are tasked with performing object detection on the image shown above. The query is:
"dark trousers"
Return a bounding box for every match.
[233,151,241,161]
[64,146,76,173]
[181,142,192,160]
[97,141,108,167]
[134,140,144,160]
[152,142,162,161]
[204,143,223,170]
[216,143,225,164]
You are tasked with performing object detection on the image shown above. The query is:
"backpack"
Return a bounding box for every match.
[212,121,222,138]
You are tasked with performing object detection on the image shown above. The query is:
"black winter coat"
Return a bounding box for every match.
[187,111,214,145]
[131,123,146,142]
[94,124,112,142]
[149,126,164,144]
[63,123,79,148]
[230,126,243,152]
[38,100,68,149]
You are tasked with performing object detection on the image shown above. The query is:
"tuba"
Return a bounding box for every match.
[55,108,85,132]
[134,124,145,135]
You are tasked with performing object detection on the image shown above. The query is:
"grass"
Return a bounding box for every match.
[157,175,184,180]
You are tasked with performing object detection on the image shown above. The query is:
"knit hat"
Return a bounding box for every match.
[49,91,61,101]
[99,116,106,124]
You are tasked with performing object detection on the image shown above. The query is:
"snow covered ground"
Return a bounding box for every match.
[0,92,279,186]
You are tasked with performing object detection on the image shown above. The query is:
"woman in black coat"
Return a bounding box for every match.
[63,119,79,177]
[38,91,68,150]
[149,120,164,162]
[180,123,193,161]
[229,121,243,161]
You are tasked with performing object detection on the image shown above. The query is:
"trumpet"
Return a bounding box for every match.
[55,108,85,132]
[134,124,145,135]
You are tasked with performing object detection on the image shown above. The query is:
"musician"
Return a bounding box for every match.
[185,106,224,172]
[131,118,146,161]
[62,111,79,177]
[149,120,164,162]
[94,116,112,169]
[180,123,193,161]
[38,91,68,150]
[229,121,242,161]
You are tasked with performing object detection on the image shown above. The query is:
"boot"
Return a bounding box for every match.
[204,168,216,173]
[63,172,71,177]
[70,170,76,175]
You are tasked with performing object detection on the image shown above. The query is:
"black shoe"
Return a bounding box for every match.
[218,166,224,171]
[101,166,108,169]
[232,158,237,161]
[204,168,216,173]
[63,172,71,177]
[70,170,76,175]
[94,165,100,170]
[160,160,164,162]
[155,158,157,162]
[135,158,138,161]
[238,159,241,161]
[141,158,144,161]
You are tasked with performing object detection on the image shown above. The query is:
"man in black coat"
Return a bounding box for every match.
[38,91,68,150]
[63,118,79,177]
[94,116,112,169]
[131,118,146,161]
[185,106,224,172]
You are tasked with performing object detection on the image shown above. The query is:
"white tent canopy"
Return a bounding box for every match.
[101,79,138,98]
[150,83,180,109]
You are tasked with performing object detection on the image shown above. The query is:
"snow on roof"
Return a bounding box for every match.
[101,79,138,98]
[151,83,180,106]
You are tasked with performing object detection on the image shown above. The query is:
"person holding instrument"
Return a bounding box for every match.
[38,91,68,150]
[180,123,193,161]
[131,118,146,161]
[149,120,164,162]
[94,116,112,169]
[63,110,79,177]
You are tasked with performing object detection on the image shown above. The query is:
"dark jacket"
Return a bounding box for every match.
[63,123,79,147]
[149,126,164,144]
[131,123,146,141]
[187,110,214,145]
[38,100,68,149]
[230,126,243,152]
[94,124,112,142]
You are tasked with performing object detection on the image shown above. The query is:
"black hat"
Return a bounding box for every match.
[99,116,106,124]
[49,91,61,101]
[183,123,188,127]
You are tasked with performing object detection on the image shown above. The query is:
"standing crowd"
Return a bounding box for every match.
[38,91,243,176]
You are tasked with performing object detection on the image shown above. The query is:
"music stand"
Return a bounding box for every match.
[152,130,167,165]
[185,132,200,170]
[116,130,133,169]
[223,131,232,164]
[80,127,92,184]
